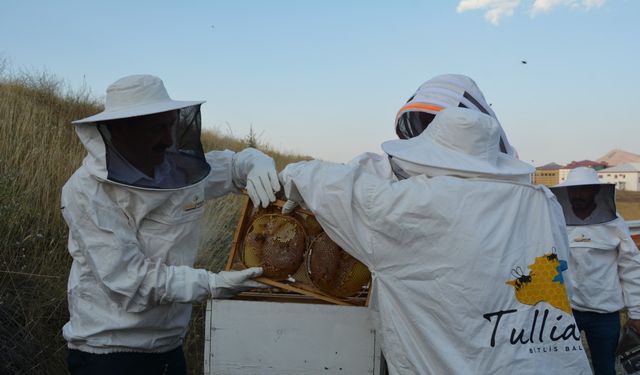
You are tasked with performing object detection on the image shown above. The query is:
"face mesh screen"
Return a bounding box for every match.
[97,105,210,189]
[242,214,306,280]
[307,232,371,298]
[551,184,617,225]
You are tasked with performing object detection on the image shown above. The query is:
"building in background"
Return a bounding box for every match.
[559,160,608,184]
[534,162,563,186]
[598,163,640,191]
[534,150,640,189]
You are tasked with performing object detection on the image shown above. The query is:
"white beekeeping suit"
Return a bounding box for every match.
[61,75,277,355]
[280,107,592,374]
[551,167,640,318]
[550,167,640,374]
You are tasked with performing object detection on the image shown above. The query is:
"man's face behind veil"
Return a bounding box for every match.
[108,110,178,174]
[567,185,600,211]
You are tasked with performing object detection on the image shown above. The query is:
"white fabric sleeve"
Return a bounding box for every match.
[616,221,640,319]
[280,160,377,268]
[203,150,241,200]
[63,200,212,313]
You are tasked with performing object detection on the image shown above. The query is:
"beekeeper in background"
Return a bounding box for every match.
[551,167,640,375]
[280,107,592,374]
[61,74,278,375]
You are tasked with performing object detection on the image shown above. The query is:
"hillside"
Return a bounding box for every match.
[0,77,307,374]
[598,149,640,166]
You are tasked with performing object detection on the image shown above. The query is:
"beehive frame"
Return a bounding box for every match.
[225,195,371,306]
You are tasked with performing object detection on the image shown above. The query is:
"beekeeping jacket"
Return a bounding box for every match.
[280,108,592,374]
[551,167,640,318]
[61,75,266,353]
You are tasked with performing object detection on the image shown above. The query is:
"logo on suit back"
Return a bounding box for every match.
[482,247,582,353]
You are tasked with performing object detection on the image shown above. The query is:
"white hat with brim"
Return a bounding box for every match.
[382,107,534,177]
[552,167,613,188]
[72,74,205,124]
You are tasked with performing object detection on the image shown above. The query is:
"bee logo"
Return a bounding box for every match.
[505,251,572,313]
[511,266,533,291]
[183,195,204,212]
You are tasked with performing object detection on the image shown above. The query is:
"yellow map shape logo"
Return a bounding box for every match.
[505,251,571,313]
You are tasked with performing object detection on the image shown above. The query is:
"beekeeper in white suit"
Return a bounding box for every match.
[394,73,516,156]
[551,167,640,375]
[280,107,592,374]
[61,74,278,375]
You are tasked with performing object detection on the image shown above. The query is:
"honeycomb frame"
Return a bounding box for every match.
[225,195,371,306]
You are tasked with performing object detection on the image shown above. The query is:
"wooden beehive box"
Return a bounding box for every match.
[225,195,371,306]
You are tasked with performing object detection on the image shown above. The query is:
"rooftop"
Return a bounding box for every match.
[599,163,640,173]
[536,162,563,170]
[563,160,608,170]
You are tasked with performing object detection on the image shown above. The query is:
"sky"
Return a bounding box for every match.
[1,0,638,166]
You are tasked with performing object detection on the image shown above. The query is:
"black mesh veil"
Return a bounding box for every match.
[396,111,436,140]
[170,105,210,185]
[551,184,617,225]
[97,104,211,189]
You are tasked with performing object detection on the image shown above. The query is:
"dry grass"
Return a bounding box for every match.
[0,73,307,374]
[616,190,640,221]
[0,78,100,374]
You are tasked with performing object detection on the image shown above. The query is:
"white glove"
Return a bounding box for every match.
[278,170,304,214]
[281,200,299,214]
[233,148,280,208]
[208,267,267,299]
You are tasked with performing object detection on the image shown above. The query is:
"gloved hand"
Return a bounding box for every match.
[281,200,299,214]
[278,170,304,214]
[233,148,280,208]
[208,267,267,299]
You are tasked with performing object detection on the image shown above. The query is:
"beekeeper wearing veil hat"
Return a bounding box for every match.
[280,107,591,374]
[291,73,524,194]
[61,74,278,374]
[394,73,517,156]
[551,167,640,375]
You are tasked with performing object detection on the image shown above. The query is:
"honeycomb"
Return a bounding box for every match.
[505,252,571,313]
[307,232,371,298]
[242,214,306,281]
[301,215,324,237]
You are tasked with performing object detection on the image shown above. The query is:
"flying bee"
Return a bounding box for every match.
[545,247,558,262]
[511,266,533,291]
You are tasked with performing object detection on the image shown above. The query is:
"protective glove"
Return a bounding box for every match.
[281,200,299,214]
[233,148,280,208]
[278,170,304,214]
[208,267,267,299]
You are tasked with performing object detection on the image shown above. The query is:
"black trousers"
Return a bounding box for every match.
[573,309,620,375]
[68,346,187,375]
